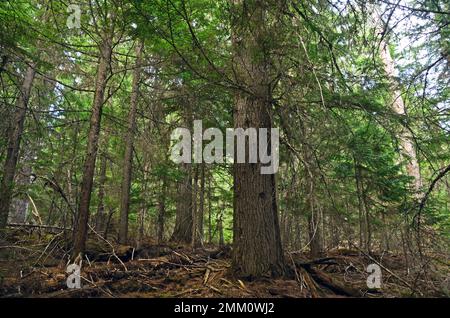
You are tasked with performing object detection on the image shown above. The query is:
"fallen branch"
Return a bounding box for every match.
[349,242,423,296]
[417,163,450,217]
[87,224,128,272]
[7,223,70,232]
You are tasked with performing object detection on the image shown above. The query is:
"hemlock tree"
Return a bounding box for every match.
[118,41,144,244]
[230,0,285,277]
[72,10,115,260]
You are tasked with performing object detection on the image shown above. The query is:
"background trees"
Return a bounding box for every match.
[0,0,448,278]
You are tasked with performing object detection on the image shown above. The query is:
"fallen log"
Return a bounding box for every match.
[307,267,362,297]
[7,223,70,232]
[292,258,362,297]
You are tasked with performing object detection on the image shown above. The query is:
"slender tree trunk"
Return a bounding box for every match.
[191,166,199,248]
[218,203,224,247]
[0,64,35,229]
[66,122,80,221]
[300,122,323,258]
[207,173,212,244]
[156,196,165,244]
[136,159,150,248]
[308,215,323,258]
[198,163,205,246]
[95,153,107,232]
[118,42,143,244]
[231,0,284,277]
[9,150,32,224]
[137,203,145,248]
[171,162,193,243]
[156,178,166,244]
[171,94,193,244]
[381,212,390,251]
[294,215,302,249]
[191,164,205,248]
[331,213,340,249]
[354,161,371,252]
[104,208,115,240]
[72,38,112,260]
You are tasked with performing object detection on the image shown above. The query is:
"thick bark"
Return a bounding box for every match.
[0,64,35,229]
[72,38,112,259]
[231,0,285,277]
[118,42,143,244]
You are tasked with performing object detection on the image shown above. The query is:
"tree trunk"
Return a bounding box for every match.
[95,152,107,232]
[72,38,112,260]
[308,214,323,258]
[191,165,199,248]
[192,164,205,248]
[171,162,193,243]
[118,43,143,244]
[354,161,371,252]
[300,121,323,258]
[156,178,166,244]
[208,173,213,244]
[218,204,224,247]
[0,64,35,229]
[198,163,205,245]
[171,93,193,244]
[230,0,284,278]
[9,149,32,224]
[376,13,422,194]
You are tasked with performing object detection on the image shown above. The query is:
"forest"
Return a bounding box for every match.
[0,0,449,299]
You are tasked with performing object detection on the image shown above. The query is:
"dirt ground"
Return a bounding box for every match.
[1,228,449,298]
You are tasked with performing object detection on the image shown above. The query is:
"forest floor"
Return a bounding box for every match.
[0,227,449,298]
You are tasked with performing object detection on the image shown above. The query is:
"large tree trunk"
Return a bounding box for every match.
[72,38,112,259]
[118,42,143,244]
[230,0,285,278]
[0,64,35,229]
